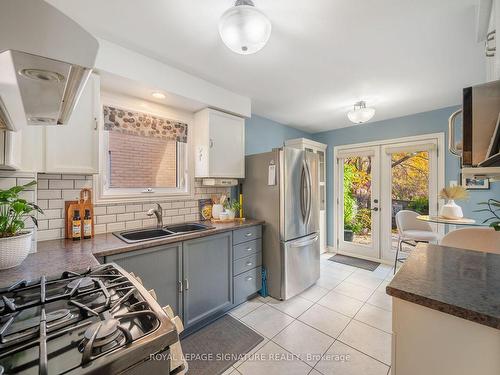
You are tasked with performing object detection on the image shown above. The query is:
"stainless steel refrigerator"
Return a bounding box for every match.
[243,147,320,300]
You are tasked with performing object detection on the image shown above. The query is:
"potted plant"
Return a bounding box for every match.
[475,199,500,231]
[439,186,469,219]
[344,222,355,242]
[224,200,241,220]
[0,181,42,269]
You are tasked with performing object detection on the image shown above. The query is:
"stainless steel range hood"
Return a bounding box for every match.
[0,0,99,129]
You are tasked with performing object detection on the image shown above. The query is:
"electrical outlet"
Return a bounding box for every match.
[449,180,457,187]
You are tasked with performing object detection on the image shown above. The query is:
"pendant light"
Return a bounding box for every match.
[219,0,272,55]
[347,101,376,124]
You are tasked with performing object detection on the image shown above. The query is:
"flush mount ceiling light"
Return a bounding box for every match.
[151,92,166,99]
[347,101,376,124]
[219,0,272,55]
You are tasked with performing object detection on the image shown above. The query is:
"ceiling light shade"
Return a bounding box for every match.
[347,101,376,124]
[151,92,166,99]
[219,0,272,55]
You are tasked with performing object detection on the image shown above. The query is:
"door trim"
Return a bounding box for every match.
[332,132,445,260]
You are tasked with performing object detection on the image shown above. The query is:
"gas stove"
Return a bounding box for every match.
[0,263,182,374]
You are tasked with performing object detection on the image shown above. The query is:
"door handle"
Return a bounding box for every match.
[371,207,379,212]
[300,166,307,222]
[304,160,312,225]
[184,279,189,290]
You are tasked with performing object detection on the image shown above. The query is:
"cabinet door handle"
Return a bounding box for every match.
[209,138,214,148]
[184,279,189,290]
[245,233,253,237]
[245,247,253,252]
[245,261,253,266]
[178,281,183,294]
[245,276,253,281]
[486,30,496,57]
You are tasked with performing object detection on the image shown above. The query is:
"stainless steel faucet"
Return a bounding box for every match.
[147,203,163,228]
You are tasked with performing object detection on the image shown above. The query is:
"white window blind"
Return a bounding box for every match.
[384,142,437,155]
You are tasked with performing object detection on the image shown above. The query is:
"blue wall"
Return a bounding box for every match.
[313,106,500,246]
[245,115,310,155]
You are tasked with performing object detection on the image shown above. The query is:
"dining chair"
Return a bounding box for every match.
[394,210,440,273]
[440,227,500,254]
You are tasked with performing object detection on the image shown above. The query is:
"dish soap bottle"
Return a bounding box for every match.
[83,209,92,239]
[72,210,82,241]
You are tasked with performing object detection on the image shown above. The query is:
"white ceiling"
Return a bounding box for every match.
[47,0,485,133]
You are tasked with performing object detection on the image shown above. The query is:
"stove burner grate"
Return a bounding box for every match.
[0,264,161,375]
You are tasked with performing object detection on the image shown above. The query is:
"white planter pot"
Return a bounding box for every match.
[226,209,236,219]
[440,199,464,220]
[212,204,224,219]
[0,231,32,270]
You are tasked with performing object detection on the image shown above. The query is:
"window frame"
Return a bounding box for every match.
[94,94,194,204]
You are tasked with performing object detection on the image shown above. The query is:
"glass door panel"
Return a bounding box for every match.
[318,150,325,183]
[390,151,430,251]
[338,148,380,259]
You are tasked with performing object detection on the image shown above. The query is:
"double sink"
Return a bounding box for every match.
[114,223,213,243]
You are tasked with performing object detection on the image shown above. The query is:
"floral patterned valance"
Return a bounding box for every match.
[103,105,188,143]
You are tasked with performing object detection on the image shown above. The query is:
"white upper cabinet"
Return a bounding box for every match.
[44,74,100,174]
[480,0,500,81]
[194,108,245,178]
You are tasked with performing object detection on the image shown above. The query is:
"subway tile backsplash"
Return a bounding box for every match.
[36,174,230,241]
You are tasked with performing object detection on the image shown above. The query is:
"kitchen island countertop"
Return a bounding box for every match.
[386,242,500,329]
[0,219,264,288]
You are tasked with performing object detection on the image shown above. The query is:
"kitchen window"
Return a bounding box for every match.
[97,104,191,202]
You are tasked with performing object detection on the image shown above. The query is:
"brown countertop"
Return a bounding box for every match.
[386,243,500,329]
[0,219,264,288]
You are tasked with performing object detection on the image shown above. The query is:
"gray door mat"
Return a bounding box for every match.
[329,254,380,271]
[181,314,264,375]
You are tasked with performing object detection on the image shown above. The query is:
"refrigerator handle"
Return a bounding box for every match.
[300,164,307,222]
[304,159,312,225]
[289,234,319,248]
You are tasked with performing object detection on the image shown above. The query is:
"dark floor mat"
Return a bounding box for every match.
[181,315,264,375]
[329,254,380,271]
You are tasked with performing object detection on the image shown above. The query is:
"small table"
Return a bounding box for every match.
[416,215,480,226]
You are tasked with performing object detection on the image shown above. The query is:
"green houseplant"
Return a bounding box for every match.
[475,199,500,231]
[0,181,42,269]
[224,200,241,220]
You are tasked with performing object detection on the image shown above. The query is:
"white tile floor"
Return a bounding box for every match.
[225,253,395,375]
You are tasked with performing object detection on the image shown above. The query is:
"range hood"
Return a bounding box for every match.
[0,0,99,129]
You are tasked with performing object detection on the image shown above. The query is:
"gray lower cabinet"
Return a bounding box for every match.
[103,225,262,330]
[232,226,263,306]
[104,243,182,316]
[182,231,233,328]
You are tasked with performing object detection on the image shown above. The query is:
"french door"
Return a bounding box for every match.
[336,146,381,259]
[335,135,443,262]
